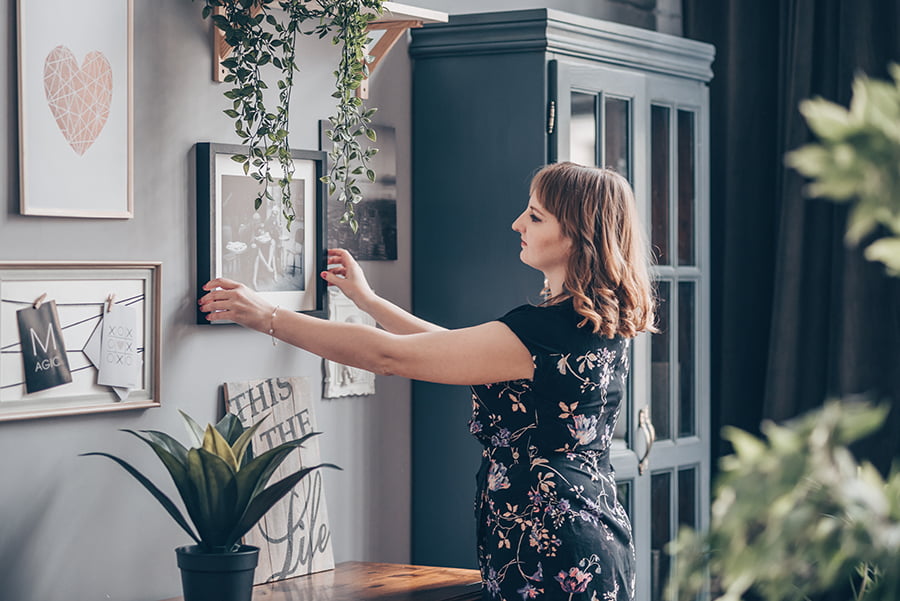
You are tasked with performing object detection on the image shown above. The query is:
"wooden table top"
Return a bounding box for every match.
[161,561,483,601]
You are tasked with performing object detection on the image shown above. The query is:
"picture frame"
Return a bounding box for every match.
[318,121,398,260]
[17,0,134,218]
[323,288,376,398]
[195,143,327,324]
[224,376,335,582]
[0,262,161,422]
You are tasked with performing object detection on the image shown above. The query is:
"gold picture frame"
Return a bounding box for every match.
[17,0,134,217]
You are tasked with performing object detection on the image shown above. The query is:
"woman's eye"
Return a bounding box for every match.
[529,214,541,223]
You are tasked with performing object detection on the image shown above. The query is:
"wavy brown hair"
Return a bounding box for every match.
[531,162,656,338]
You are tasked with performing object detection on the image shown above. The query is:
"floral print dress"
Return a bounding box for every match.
[470,300,635,601]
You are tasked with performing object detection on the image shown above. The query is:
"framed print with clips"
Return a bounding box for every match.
[195,143,327,324]
[0,262,161,422]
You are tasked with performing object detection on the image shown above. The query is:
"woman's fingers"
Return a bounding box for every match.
[203,277,242,291]
[204,308,232,322]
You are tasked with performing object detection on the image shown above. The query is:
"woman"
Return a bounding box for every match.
[199,162,656,600]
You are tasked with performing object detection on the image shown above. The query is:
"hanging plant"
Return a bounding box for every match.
[194,0,383,232]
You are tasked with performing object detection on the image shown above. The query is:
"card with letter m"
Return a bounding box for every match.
[16,300,72,393]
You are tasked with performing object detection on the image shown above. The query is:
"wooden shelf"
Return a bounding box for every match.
[212,1,448,88]
[159,561,482,601]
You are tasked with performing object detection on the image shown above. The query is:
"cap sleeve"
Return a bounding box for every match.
[497,303,572,359]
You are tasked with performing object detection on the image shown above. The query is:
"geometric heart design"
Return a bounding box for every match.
[43,45,113,156]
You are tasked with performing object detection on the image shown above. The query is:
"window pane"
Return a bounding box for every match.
[651,281,671,440]
[571,92,597,167]
[616,480,632,523]
[651,471,672,601]
[678,281,695,438]
[677,110,696,265]
[615,344,633,442]
[604,97,630,179]
[678,467,697,529]
[651,105,670,264]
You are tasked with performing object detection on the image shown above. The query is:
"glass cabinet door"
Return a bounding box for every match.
[550,60,710,601]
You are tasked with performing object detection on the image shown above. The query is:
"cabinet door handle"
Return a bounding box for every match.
[547,100,556,134]
[637,406,656,475]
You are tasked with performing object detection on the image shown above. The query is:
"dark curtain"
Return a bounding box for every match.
[683,0,900,473]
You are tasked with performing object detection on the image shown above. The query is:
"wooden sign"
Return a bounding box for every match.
[224,377,335,584]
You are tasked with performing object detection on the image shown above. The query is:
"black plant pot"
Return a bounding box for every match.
[175,544,259,601]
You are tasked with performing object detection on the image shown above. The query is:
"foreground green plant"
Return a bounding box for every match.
[787,63,900,275]
[84,411,338,553]
[667,401,900,601]
[195,0,383,231]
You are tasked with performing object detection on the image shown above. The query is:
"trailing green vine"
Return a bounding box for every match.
[194,0,384,232]
[320,0,382,233]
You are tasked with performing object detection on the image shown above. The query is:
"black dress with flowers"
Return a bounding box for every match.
[469,300,635,601]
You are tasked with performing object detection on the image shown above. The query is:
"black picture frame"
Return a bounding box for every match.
[195,142,327,324]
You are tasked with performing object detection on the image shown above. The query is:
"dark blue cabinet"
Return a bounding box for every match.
[410,14,714,600]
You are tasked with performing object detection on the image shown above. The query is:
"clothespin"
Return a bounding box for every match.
[33,293,47,309]
[106,294,116,313]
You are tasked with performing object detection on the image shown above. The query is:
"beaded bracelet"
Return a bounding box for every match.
[268,306,279,346]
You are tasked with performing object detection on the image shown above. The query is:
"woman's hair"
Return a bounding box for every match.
[531,162,656,338]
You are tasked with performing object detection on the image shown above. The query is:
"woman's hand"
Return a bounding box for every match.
[321,248,375,307]
[198,277,275,331]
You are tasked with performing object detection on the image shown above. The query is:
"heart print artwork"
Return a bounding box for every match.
[43,45,113,156]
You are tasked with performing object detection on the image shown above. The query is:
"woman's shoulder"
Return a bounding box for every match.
[499,299,622,355]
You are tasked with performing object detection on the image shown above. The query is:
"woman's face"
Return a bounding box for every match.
[511,195,572,275]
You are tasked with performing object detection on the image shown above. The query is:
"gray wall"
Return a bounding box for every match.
[0,1,676,600]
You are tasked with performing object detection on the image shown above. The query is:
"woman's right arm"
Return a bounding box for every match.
[323,248,445,334]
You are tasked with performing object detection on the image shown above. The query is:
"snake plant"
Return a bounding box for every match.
[83,411,338,553]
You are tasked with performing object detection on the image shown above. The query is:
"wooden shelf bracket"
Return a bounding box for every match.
[211,2,448,90]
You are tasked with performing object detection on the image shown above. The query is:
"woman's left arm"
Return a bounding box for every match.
[199,278,533,386]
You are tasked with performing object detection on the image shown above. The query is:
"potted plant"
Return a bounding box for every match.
[83,411,338,601]
[667,65,900,601]
[194,0,384,233]
[666,401,900,601]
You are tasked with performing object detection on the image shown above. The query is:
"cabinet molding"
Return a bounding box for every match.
[410,9,715,83]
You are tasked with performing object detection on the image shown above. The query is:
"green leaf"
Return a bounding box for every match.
[785,145,831,178]
[234,432,322,500]
[230,413,272,467]
[81,452,200,545]
[799,98,856,141]
[865,237,900,276]
[180,410,206,447]
[186,448,237,548]
[215,413,245,446]
[229,463,340,545]
[202,425,239,471]
[120,429,210,535]
[129,428,188,463]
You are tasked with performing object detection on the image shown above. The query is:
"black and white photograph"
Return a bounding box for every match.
[195,143,328,323]
[321,122,398,260]
[322,288,376,398]
[220,174,305,292]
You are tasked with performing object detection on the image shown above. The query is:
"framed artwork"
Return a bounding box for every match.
[224,377,335,583]
[319,121,398,260]
[195,143,327,324]
[323,288,376,398]
[17,0,134,217]
[0,262,161,422]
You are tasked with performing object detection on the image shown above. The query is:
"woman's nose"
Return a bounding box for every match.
[511,213,523,232]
